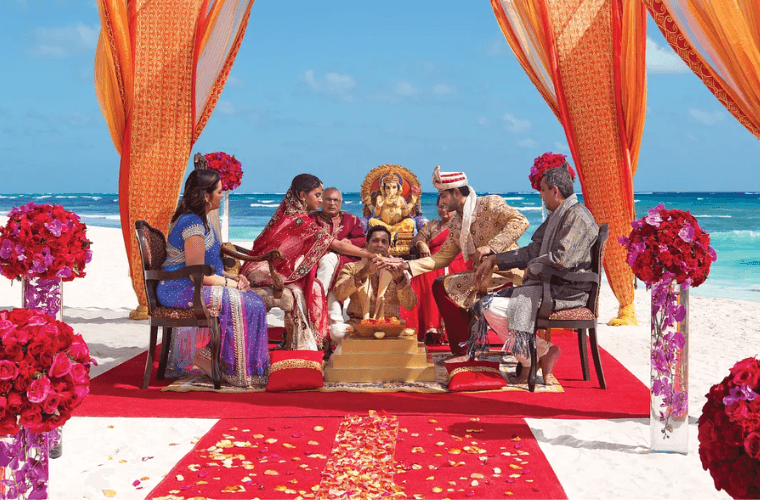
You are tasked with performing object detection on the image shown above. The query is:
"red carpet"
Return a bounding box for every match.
[76,333,648,420]
[147,414,565,499]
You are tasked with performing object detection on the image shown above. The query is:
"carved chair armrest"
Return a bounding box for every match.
[220,246,286,298]
[146,265,216,321]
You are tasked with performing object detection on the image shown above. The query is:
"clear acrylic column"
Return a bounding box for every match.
[650,281,689,454]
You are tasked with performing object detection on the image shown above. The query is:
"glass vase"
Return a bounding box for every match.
[220,191,230,243]
[21,277,63,322]
[0,428,51,499]
[650,280,689,454]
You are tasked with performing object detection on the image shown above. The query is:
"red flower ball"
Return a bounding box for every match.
[0,202,92,281]
[0,308,94,435]
[204,151,243,192]
[619,205,716,287]
[528,151,576,191]
[699,357,760,498]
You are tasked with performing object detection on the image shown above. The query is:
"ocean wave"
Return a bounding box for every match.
[517,207,542,211]
[0,195,17,199]
[710,230,760,242]
[693,214,731,218]
[35,195,51,200]
[634,199,639,203]
[502,197,524,200]
[249,203,279,207]
[81,214,121,220]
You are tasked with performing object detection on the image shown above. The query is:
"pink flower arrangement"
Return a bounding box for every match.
[618,204,716,288]
[204,151,243,191]
[0,308,94,435]
[0,202,92,282]
[699,357,760,498]
[529,152,576,191]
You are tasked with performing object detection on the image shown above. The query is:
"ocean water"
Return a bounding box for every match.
[1,191,758,303]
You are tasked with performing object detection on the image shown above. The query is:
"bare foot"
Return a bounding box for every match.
[513,365,529,385]
[539,345,561,382]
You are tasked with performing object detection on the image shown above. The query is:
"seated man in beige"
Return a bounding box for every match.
[331,225,417,342]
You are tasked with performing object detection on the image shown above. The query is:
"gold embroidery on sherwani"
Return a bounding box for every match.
[408,195,528,309]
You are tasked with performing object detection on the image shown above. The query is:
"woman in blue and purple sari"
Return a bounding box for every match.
[157,169,269,387]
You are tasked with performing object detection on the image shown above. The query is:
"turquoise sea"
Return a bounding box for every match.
[1,192,758,303]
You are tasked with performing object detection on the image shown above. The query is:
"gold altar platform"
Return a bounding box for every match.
[324,336,436,384]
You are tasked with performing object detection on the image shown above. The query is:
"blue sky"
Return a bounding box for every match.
[2,0,760,194]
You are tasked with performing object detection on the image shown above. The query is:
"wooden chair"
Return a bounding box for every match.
[134,220,222,389]
[526,223,609,392]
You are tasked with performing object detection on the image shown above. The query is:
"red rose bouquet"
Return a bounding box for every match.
[529,152,576,191]
[0,202,92,282]
[0,308,94,435]
[204,151,243,191]
[618,204,716,287]
[699,357,760,498]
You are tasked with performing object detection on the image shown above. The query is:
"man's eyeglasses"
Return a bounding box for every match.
[324,198,342,204]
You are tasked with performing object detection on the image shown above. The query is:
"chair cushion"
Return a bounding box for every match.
[151,307,197,319]
[265,350,324,392]
[445,360,507,392]
[549,307,594,321]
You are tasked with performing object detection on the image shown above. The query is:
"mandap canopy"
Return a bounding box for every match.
[643,0,760,140]
[491,0,647,325]
[94,0,255,318]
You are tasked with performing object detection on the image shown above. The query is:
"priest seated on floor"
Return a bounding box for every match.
[329,225,417,343]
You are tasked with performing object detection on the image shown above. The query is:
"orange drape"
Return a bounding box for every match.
[95,0,255,313]
[492,0,647,325]
[643,0,760,140]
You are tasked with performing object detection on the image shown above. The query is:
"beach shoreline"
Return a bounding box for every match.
[0,222,758,498]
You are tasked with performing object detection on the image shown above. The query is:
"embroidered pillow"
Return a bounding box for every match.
[266,350,324,392]
[446,360,507,392]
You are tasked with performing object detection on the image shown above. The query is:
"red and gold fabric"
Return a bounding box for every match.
[265,350,325,392]
[642,0,760,141]
[491,0,646,325]
[445,360,508,392]
[94,0,255,316]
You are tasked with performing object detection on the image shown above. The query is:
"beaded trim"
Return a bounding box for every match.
[449,366,501,378]
[269,358,323,374]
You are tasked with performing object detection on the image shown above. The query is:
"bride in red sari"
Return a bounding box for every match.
[241,174,379,352]
[402,197,471,344]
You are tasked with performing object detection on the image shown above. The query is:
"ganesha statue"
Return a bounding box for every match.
[360,164,427,255]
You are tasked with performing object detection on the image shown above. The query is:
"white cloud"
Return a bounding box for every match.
[302,70,356,101]
[216,100,237,115]
[517,138,539,149]
[646,37,689,74]
[689,108,725,126]
[503,113,531,133]
[226,75,245,89]
[432,83,455,95]
[395,82,418,97]
[31,23,100,58]
[477,116,490,127]
[553,141,569,152]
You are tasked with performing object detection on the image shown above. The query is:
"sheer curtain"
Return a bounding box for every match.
[643,0,760,139]
[491,0,647,325]
[94,0,255,314]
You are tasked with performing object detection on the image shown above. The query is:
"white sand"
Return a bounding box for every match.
[1,222,758,499]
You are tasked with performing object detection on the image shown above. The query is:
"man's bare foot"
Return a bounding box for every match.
[539,345,561,382]
[513,365,530,385]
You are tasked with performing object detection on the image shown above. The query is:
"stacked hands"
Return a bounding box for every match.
[380,248,499,291]
[358,254,407,282]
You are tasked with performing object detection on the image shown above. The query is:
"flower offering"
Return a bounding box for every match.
[529,151,576,191]
[204,151,243,191]
[0,202,92,282]
[699,357,760,498]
